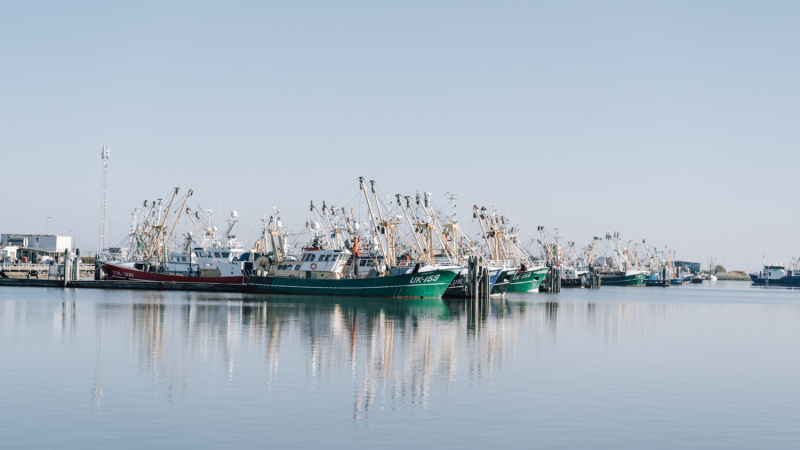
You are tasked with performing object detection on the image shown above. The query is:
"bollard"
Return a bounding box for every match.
[73,249,81,282]
[481,266,489,300]
[62,248,71,288]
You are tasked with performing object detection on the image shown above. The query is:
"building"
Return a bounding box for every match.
[674,261,701,274]
[0,234,72,264]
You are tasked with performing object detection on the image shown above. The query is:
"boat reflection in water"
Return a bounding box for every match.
[114,294,533,418]
[2,290,679,420]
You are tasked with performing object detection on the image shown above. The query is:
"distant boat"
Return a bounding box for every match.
[751,264,800,287]
[600,270,648,286]
[691,276,704,283]
[708,258,718,281]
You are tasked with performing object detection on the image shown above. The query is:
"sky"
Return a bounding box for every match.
[1,1,798,271]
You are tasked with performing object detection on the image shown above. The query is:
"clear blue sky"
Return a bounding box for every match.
[2,1,798,270]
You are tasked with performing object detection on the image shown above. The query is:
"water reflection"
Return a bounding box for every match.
[0,292,690,420]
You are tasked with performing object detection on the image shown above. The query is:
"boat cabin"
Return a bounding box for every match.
[272,249,352,279]
[760,265,788,280]
[192,247,244,276]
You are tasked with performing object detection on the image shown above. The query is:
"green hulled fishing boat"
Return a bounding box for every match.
[506,267,549,292]
[249,268,457,298]
[599,270,648,286]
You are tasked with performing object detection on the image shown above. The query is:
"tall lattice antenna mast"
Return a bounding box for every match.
[99,145,110,252]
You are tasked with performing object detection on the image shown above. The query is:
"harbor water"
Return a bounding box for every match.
[2,281,799,449]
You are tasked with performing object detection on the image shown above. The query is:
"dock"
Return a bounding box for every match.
[0,278,254,293]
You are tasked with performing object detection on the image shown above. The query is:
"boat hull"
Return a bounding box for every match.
[506,267,548,292]
[490,269,514,296]
[248,269,458,298]
[600,272,647,286]
[99,261,246,284]
[752,275,800,287]
[443,267,501,298]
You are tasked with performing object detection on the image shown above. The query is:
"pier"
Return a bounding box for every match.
[0,278,254,293]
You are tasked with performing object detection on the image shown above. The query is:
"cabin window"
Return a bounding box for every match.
[308,255,316,262]
[359,260,367,267]
[325,255,331,261]
[214,252,221,258]
[302,254,308,261]
[182,257,187,262]
[295,265,301,270]
[222,253,229,258]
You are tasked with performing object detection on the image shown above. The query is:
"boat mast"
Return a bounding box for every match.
[145,187,179,272]
[370,181,394,265]
[359,177,387,263]
[395,195,428,262]
[161,189,193,271]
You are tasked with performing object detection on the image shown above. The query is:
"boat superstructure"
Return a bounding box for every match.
[98,187,248,284]
[597,232,648,286]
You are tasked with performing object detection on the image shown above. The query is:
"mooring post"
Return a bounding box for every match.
[556,265,562,293]
[468,256,475,301]
[62,248,71,288]
[481,266,489,300]
[73,249,81,282]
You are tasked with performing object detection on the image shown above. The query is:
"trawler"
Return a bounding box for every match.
[473,205,548,295]
[597,232,648,286]
[98,188,249,284]
[247,178,459,298]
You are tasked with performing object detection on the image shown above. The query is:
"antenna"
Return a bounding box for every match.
[444,192,460,221]
[99,145,109,252]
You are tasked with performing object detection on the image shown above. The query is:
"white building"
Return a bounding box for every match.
[0,234,72,264]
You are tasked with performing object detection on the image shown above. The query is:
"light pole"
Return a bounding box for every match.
[46,217,52,234]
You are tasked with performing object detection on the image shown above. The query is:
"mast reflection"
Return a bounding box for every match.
[0,292,692,419]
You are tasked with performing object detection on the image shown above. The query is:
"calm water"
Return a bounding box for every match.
[2,281,799,449]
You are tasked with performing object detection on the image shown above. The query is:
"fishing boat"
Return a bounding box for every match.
[489,267,515,296]
[247,179,461,298]
[98,188,250,284]
[597,232,648,286]
[443,266,504,298]
[707,258,718,281]
[506,265,549,292]
[99,258,246,284]
[644,272,670,287]
[602,270,648,286]
[248,247,458,297]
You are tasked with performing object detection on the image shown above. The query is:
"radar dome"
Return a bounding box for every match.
[231,211,237,218]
